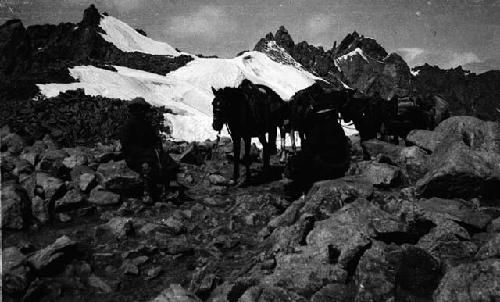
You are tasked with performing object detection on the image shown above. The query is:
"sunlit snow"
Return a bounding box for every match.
[99,15,187,57]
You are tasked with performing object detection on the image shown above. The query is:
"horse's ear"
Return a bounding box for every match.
[212,87,217,94]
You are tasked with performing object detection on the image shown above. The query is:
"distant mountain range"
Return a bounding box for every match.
[1,4,498,142]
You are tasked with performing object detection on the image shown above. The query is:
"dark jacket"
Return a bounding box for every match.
[120,115,162,165]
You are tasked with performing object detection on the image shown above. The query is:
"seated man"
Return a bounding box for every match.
[120,97,179,202]
[284,107,350,200]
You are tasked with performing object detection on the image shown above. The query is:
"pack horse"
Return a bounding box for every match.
[211,80,287,182]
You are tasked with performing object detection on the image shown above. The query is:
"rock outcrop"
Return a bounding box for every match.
[255,27,412,98]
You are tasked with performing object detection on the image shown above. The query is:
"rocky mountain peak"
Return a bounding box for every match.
[275,26,295,48]
[333,31,388,61]
[80,4,102,28]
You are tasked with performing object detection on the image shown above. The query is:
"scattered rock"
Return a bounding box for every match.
[57,212,72,222]
[54,189,84,212]
[1,133,26,155]
[301,175,374,219]
[35,172,66,202]
[95,217,134,239]
[178,143,207,166]
[28,235,78,275]
[13,159,34,178]
[78,172,97,192]
[31,196,50,224]
[1,247,31,297]
[145,266,163,280]
[37,149,69,173]
[88,274,113,293]
[240,285,308,302]
[88,187,121,205]
[63,152,89,169]
[150,283,201,302]
[434,259,500,302]
[97,160,143,195]
[1,184,31,229]
[354,161,404,187]
[138,222,163,236]
[208,174,231,186]
[310,283,355,302]
[487,216,500,232]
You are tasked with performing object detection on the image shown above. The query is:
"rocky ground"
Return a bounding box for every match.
[2,115,500,302]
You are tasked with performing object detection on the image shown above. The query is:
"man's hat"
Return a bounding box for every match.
[128,97,150,112]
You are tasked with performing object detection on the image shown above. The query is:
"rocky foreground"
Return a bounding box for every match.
[2,115,500,302]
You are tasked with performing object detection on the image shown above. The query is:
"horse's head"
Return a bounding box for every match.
[212,87,230,132]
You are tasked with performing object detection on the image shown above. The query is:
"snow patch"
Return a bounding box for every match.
[99,15,187,57]
[335,48,369,63]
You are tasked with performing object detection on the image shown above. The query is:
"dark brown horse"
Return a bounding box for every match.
[288,81,355,149]
[212,80,287,182]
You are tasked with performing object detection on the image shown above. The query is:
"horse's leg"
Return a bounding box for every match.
[269,127,278,155]
[299,132,306,150]
[244,136,251,180]
[259,134,270,174]
[232,135,241,181]
[291,130,297,153]
[279,126,287,163]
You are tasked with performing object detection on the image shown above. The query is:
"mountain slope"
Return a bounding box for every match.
[412,64,500,121]
[99,15,185,56]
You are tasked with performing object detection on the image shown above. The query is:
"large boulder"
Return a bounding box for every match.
[1,184,31,229]
[417,219,478,271]
[418,198,492,230]
[354,242,441,302]
[416,141,500,199]
[406,116,500,199]
[304,199,405,268]
[28,235,78,276]
[407,116,500,154]
[262,253,347,297]
[434,259,500,302]
[97,160,143,195]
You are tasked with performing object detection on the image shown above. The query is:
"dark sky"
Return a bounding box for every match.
[2,0,500,72]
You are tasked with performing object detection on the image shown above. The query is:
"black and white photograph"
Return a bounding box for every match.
[1,0,500,301]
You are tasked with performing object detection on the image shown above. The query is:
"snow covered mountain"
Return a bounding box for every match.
[33,8,325,142]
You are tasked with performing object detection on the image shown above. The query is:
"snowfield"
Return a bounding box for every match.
[37,13,358,142]
[99,15,186,57]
